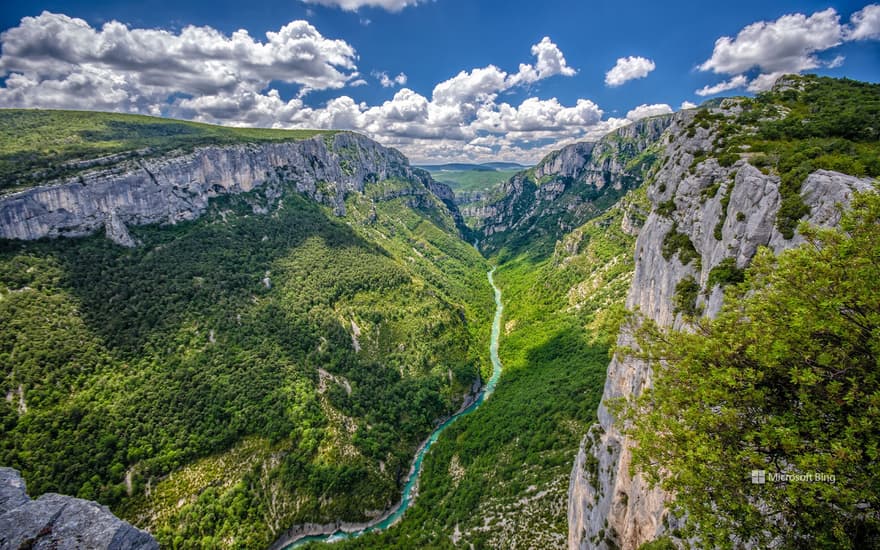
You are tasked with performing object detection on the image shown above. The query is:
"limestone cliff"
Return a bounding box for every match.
[0,132,460,245]
[475,115,673,254]
[0,467,157,549]
[567,105,875,549]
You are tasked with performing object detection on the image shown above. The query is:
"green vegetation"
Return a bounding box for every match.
[618,191,880,549]
[430,169,520,194]
[0,109,332,193]
[656,199,676,217]
[672,276,700,317]
[0,175,490,548]
[320,187,648,549]
[661,223,699,266]
[706,257,745,290]
[638,537,677,550]
[707,75,880,239]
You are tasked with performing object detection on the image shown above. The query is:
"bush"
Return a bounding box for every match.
[673,276,701,317]
[706,257,745,289]
[656,199,676,218]
[662,224,699,266]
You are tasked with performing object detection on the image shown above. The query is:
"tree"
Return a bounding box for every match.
[617,190,880,549]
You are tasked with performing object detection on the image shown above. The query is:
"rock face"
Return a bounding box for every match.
[0,467,157,549]
[475,115,673,252]
[567,107,875,549]
[0,132,456,246]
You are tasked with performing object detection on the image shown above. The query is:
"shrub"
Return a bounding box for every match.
[662,224,700,266]
[706,257,745,289]
[673,276,701,316]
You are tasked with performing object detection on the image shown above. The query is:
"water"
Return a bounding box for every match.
[283,269,504,548]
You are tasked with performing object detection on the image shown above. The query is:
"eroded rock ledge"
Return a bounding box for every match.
[0,467,157,549]
[0,132,446,246]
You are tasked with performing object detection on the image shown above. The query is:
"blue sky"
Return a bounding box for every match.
[1,1,878,162]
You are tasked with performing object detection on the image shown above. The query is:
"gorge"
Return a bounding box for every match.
[1,74,878,550]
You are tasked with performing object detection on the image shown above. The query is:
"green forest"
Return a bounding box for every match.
[0,173,491,547]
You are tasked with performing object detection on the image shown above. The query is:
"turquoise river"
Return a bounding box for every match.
[283,268,504,548]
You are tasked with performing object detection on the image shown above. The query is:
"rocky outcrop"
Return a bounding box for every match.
[476,115,673,252]
[533,142,595,181]
[0,467,157,549]
[567,106,875,549]
[0,132,456,246]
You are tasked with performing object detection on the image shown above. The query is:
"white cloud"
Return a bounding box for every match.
[699,8,843,75]
[697,5,880,96]
[510,36,577,85]
[604,56,656,87]
[301,0,424,12]
[695,74,749,96]
[680,101,697,110]
[473,97,603,133]
[373,71,408,87]
[746,72,786,92]
[625,103,673,121]
[849,4,880,40]
[0,19,630,163]
[0,11,358,113]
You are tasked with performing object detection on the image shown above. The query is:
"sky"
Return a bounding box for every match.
[0,1,878,164]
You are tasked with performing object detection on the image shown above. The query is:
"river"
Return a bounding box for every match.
[280,268,504,548]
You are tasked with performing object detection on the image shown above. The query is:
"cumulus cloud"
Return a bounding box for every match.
[699,8,843,75]
[0,18,636,163]
[680,101,697,110]
[695,74,749,96]
[510,37,577,85]
[0,11,358,113]
[301,0,424,12]
[373,71,407,87]
[605,56,656,87]
[697,5,880,96]
[849,4,880,39]
[625,103,673,121]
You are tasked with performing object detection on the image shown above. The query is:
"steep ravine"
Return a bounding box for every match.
[272,269,505,549]
[567,105,875,550]
[472,114,672,255]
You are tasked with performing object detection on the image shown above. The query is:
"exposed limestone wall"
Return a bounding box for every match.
[567,109,874,550]
[475,115,674,246]
[0,132,434,245]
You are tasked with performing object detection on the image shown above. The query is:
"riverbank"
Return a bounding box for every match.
[270,269,504,549]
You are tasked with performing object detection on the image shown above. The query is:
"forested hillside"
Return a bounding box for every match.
[0,130,492,547]
[320,185,651,549]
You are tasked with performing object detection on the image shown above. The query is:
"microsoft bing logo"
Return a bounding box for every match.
[749,469,835,484]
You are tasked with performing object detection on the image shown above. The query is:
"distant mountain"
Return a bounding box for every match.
[481,161,528,170]
[417,162,528,172]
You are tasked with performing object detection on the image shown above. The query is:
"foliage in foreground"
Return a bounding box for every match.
[618,190,880,549]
